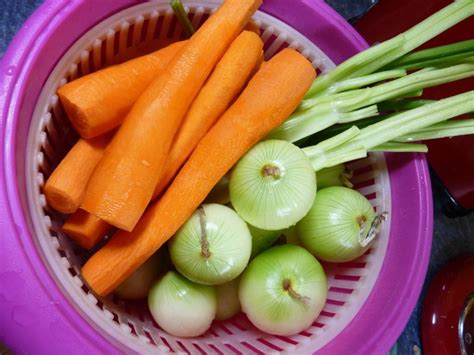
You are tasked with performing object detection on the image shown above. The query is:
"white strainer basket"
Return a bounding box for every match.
[25,1,391,353]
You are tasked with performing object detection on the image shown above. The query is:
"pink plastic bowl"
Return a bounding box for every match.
[0,1,432,353]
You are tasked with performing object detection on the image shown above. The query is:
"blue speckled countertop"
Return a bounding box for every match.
[1,1,473,354]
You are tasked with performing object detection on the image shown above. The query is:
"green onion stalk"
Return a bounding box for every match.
[304,91,474,171]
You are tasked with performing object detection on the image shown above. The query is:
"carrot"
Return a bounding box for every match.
[62,210,110,249]
[62,29,263,247]
[68,29,262,247]
[82,48,316,296]
[64,28,263,246]
[81,0,262,232]
[43,135,111,214]
[153,31,264,198]
[57,41,186,139]
[245,21,261,35]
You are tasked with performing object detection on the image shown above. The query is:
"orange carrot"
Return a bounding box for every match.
[81,0,262,232]
[153,30,264,198]
[43,135,111,214]
[62,210,110,249]
[82,48,316,296]
[63,29,262,248]
[245,21,261,35]
[58,41,185,139]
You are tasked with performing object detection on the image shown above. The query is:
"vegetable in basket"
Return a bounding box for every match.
[59,22,264,250]
[80,0,262,232]
[239,244,327,336]
[148,271,217,337]
[296,186,385,263]
[81,0,474,298]
[115,249,169,300]
[58,41,185,138]
[43,134,110,214]
[82,48,316,296]
[169,204,252,285]
[153,30,264,198]
[229,139,316,230]
[216,278,241,321]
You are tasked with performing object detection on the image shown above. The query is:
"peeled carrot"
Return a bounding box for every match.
[58,41,185,139]
[81,0,262,232]
[245,21,261,35]
[43,135,111,214]
[62,210,110,249]
[82,48,316,296]
[64,28,263,246]
[153,31,264,198]
[68,29,262,247]
[62,29,262,247]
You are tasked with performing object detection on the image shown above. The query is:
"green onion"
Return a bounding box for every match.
[316,164,354,189]
[304,0,474,98]
[310,91,474,170]
[378,99,435,112]
[395,119,474,142]
[170,0,195,38]
[384,39,474,70]
[326,69,407,94]
[271,63,474,143]
[369,142,429,153]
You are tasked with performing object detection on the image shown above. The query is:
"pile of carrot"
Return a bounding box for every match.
[44,0,315,296]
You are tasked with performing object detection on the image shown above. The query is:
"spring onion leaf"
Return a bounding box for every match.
[304,0,474,98]
[369,142,429,153]
[272,63,474,143]
[384,39,474,70]
[171,0,195,38]
[395,119,474,142]
[310,91,474,170]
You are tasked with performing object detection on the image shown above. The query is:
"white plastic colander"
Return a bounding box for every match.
[25,1,391,353]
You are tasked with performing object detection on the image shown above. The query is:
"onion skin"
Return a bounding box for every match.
[229,140,316,230]
[148,271,217,337]
[296,186,376,262]
[248,224,282,258]
[114,249,168,300]
[169,203,252,285]
[216,278,241,321]
[239,244,327,336]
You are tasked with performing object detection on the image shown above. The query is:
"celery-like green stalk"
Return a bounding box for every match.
[304,0,474,98]
[369,142,428,153]
[310,91,474,170]
[171,0,195,38]
[378,99,435,112]
[385,39,474,70]
[327,69,407,94]
[272,63,474,143]
[386,52,474,70]
[396,119,474,142]
[303,126,360,159]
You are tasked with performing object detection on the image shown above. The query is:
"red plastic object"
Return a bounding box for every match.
[355,0,474,210]
[420,254,474,355]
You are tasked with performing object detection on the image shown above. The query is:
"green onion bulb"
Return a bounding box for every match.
[316,164,353,190]
[283,227,303,247]
[247,224,282,258]
[169,203,252,285]
[205,175,231,205]
[297,186,386,262]
[216,278,241,321]
[229,140,316,230]
[239,244,327,336]
[114,248,168,300]
[148,271,216,337]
